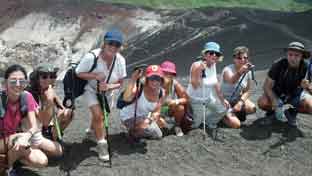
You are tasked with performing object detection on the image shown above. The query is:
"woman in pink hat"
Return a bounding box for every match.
[160,60,191,136]
[118,65,166,140]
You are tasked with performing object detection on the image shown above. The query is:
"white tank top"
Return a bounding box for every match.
[187,61,218,103]
[119,89,160,121]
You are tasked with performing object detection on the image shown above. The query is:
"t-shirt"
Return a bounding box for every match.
[0,91,38,138]
[221,64,251,101]
[268,58,307,97]
[75,48,127,94]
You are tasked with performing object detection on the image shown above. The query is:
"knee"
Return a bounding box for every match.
[224,115,241,129]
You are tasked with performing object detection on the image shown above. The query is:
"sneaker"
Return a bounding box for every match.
[96,140,110,161]
[284,108,298,127]
[207,127,218,140]
[174,126,184,137]
[84,128,96,142]
[6,168,18,176]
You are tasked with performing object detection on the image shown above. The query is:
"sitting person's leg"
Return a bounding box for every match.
[298,91,312,114]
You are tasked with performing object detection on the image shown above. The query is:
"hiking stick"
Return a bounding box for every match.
[202,103,206,140]
[52,99,63,142]
[100,92,112,168]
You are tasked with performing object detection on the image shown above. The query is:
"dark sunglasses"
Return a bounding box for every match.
[107,41,122,48]
[235,56,249,60]
[8,79,28,87]
[40,72,57,79]
[147,75,162,82]
[206,51,221,57]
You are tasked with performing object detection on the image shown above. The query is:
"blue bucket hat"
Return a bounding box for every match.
[201,42,222,55]
[104,29,123,44]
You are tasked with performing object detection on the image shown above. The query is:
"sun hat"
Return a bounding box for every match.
[284,41,310,59]
[36,63,59,73]
[146,65,164,78]
[201,42,222,56]
[103,29,123,44]
[160,60,176,75]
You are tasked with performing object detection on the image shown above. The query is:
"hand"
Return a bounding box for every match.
[131,69,143,81]
[301,79,310,89]
[95,72,106,81]
[238,63,252,75]
[222,99,230,109]
[12,135,30,151]
[98,81,109,92]
[44,85,56,105]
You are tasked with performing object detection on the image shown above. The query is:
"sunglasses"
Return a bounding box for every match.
[147,75,162,82]
[8,79,28,87]
[206,51,221,57]
[40,72,57,79]
[107,41,122,48]
[235,56,249,60]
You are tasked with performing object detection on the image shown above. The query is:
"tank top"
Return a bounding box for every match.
[119,89,160,121]
[187,61,218,103]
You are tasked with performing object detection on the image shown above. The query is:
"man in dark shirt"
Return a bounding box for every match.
[258,41,311,128]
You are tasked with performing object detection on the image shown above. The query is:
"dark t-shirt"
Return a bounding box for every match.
[268,58,307,97]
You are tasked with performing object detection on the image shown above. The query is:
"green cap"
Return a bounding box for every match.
[36,63,59,73]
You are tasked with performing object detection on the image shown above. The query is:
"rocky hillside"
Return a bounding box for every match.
[0,0,311,77]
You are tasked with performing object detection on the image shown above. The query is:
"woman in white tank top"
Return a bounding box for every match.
[187,42,232,137]
[220,46,256,128]
[120,65,166,140]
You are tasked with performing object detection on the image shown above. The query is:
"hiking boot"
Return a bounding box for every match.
[286,125,304,139]
[96,140,110,161]
[84,128,96,142]
[284,108,298,127]
[174,126,184,137]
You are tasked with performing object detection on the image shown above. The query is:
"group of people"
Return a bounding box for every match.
[0,28,311,175]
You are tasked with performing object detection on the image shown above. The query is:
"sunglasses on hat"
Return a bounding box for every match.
[8,79,28,87]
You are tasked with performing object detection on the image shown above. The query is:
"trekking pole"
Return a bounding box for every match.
[202,103,206,140]
[100,92,112,168]
[52,105,63,142]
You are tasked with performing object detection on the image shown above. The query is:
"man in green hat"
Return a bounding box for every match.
[258,41,312,130]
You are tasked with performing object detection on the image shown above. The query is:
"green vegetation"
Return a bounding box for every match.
[96,0,312,11]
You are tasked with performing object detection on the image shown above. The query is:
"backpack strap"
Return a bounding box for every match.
[89,52,99,73]
[0,91,7,118]
[19,91,28,118]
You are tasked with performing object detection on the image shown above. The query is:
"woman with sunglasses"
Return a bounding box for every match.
[159,60,191,137]
[75,29,127,161]
[0,64,48,176]
[220,46,256,128]
[119,65,165,140]
[27,63,73,157]
[187,42,231,138]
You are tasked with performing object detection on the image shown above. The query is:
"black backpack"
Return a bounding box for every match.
[63,52,98,108]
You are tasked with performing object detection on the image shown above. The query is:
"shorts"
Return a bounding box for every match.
[300,90,312,101]
[122,117,162,139]
[83,90,114,108]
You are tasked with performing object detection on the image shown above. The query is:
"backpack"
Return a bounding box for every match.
[63,52,98,108]
[0,90,28,119]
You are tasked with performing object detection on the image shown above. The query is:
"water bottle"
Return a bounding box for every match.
[275,99,284,121]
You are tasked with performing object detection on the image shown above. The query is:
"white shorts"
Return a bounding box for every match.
[300,90,312,101]
[82,90,115,108]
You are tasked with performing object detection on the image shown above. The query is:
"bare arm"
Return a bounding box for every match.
[174,81,189,105]
[263,77,278,107]
[190,62,203,89]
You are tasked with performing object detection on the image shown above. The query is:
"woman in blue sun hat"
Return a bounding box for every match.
[187,42,232,138]
[75,28,127,161]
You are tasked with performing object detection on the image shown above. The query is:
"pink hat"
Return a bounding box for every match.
[160,60,176,75]
[146,65,164,78]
